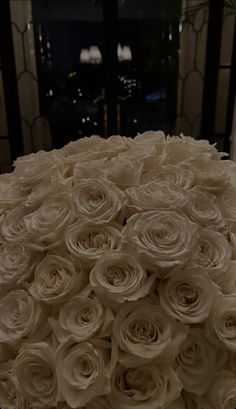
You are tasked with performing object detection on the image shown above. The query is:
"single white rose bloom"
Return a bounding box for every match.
[182,157,231,193]
[0,361,26,409]
[206,294,236,351]
[0,242,41,287]
[108,363,182,409]
[90,251,157,305]
[0,173,25,209]
[184,189,226,233]
[113,301,187,366]
[49,294,114,343]
[13,342,58,408]
[217,186,236,230]
[203,370,236,409]
[122,210,197,272]
[159,267,216,324]
[125,181,187,215]
[0,289,46,345]
[141,164,194,190]
[176,328,218,394]
[73,178,126,223]
[24,171,72,209]
[30,253,87,305]
[13,149,65,191]
[1,205,29,242]
[191,229,231,271]
[24,192,76,250]
[65,221,121,266]
[56,339,116,408]
[104,157,143,190]
[190,229,232,290]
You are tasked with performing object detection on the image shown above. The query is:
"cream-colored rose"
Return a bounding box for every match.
[122,210,197,272]
[181,157,231,193]
[125,181,187,215]
[1,205,29,242]
[176,328,218,394]
[159,267,216,324]
[13,342,57,408]
[13,149,65,191]
[103,157,143,190]
[141,164,194,189]
[0,242,41,287]
[190,229,232,291]
[0,173,25,209]
[49,295,113,343]
[90,251,157,305]
[24,192,76,250]
[217,187,236,230]
[65,221,121,266]
[184,189,226,233]
[64,135,105,156]
[24,172,72,209]
[203,370,236,409]
[0,289,47,345]
[206,294,236,351]
[113,301,187,366]
[191,229,231,272]
[0,361,26,409]
[30,253,87,305]
[108,363,182,409]
[56,339,116,408]
[162,135,220,165]
[73,178,126,223]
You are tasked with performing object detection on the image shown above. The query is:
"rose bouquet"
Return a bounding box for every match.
[0,131,236,409]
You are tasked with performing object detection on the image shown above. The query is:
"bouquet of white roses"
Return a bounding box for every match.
[0,131,236,409]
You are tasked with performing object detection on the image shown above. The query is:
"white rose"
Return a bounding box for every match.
[0,242,42,287]
[1,205,29,242]
[203,370,236,409]
[24,192,76,250]
[90,251,157,305]
[64,135,105,156]
[125,181,187,215]
[184,189,226,233]
[24,172,72,209]
[103,157,143,190]
[159,267,216,324]
[217,187,236,230]
[113,301,187,366]
[176,328,218,394]
[122,210,197,272]
[65,221,121,266]
[181,157,231,193]
[108,363,182,409]
[0,173,25,209]
[30,253,87,305]
[13,342,58,408]
[190,229,232,290]
[49,294,113,343]
[73,178,126,223]
[0,289,47,345]
[206,294,236,351]
[162,135,219,165]
[56,339,116,408]
[0,361,26,409]
[141,164,194,189]
[13,149,65,191]
[191,229,231,271]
